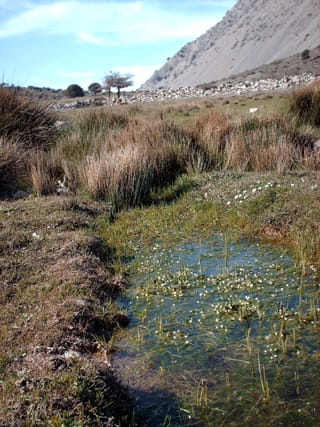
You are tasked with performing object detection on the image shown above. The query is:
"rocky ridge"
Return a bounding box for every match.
[141,0,320,90]
[51,72,316,111]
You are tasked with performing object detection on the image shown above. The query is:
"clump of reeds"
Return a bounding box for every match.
[188,110,232,170]
[187,111,316,173]
[76,108,129,137]
[222,114,314,172]
[0,136,26,194]
[6,90,317,202]
[30,150,67,195]
[82,133,180,210]
[0,86,57,149]
[0,87,58,195]
[289,84,320,127]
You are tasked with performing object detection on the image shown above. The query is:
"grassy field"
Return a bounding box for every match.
[0,83,319,425]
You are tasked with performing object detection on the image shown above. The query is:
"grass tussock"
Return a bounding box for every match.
[0,136,26,194]
[76,107,130,137]
[0,87,57,149]
[289,84,320,126]
[25,86,320,204]
[2,84,320,200]
[186,112,317,173]
[82,121,182,209]
[223,114,315,172]
[0,87,58,196]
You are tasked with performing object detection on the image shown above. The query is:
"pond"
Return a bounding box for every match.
[113,234,320,426]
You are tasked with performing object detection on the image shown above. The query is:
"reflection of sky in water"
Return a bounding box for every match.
[120,235,317,363]
[170,235,292,274]
[116,235,319,426]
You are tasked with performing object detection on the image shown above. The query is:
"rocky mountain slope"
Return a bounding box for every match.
[141,0,320,90]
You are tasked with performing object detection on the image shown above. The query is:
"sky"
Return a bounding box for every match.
[0,0,236,91]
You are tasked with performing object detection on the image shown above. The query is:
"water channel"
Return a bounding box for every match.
[113,234,320,426]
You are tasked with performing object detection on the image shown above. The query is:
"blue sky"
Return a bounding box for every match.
[0,0,236,90]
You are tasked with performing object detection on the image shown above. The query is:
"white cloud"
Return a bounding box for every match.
[0,1,219,45]
[76,32,107,46]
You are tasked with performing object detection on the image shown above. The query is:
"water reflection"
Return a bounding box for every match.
[114,234,319,426]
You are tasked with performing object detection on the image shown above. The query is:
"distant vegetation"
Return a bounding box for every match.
[301,48,310,60]
[104,71,133,98]
[88,82,102,94]
[64,83,85,98]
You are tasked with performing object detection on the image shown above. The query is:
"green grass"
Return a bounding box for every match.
[99,170,320,269]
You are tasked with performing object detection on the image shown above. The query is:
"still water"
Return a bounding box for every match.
[114,234,320,426]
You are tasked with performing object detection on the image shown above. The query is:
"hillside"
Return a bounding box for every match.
[141,0,320,90]
[198,45,320,89]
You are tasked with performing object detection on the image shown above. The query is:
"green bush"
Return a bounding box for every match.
[301,49,310,60]
[88,82,102,94]
[65,84,84,98]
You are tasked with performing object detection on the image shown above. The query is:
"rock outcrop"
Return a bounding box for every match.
[141,0,320,90]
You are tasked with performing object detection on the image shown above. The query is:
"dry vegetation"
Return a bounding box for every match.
[0,83,320,425]
[0,196,135,426]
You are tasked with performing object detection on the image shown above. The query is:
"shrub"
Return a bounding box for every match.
[65,84,84,98]
[88,82,102,94]
[301,49,310,60]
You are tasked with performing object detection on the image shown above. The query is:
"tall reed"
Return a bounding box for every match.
[0,136,26,194]
[187,111,316,173]
[0,87,57,149]
[289,84,320,127]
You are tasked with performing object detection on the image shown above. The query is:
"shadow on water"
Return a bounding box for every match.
[114,350,201,426]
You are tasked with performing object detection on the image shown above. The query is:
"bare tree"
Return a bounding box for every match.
[104,71,133,98]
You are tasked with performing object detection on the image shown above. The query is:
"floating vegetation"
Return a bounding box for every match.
[114,234,320,426]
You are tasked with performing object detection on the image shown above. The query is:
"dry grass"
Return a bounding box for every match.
[1,85,320,424]
[222,114,315,172]
[0,136,27,195]
[0,88,58,196]
[0,196,134,425]
[81,120,182,209]
[289,84,320,127]
[0,87,57,149]
[183,111,318,173]
[188,110,232,169]
[28,90,320,204]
